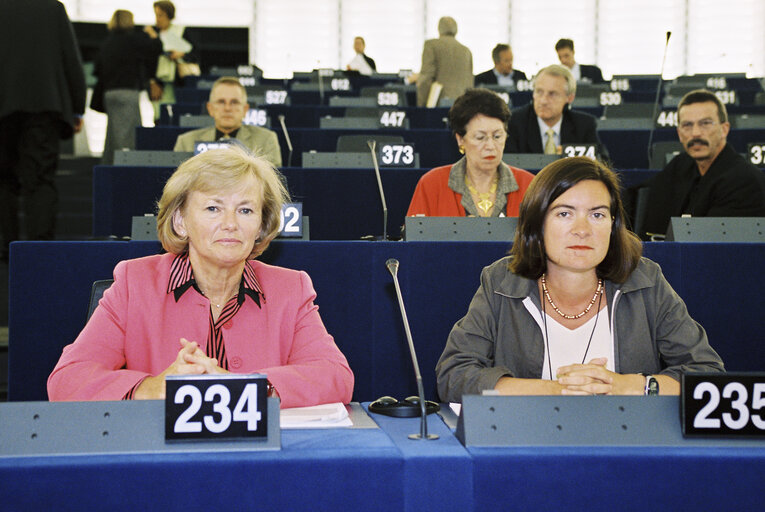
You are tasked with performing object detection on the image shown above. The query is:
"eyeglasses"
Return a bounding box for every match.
[465,132,507,145]
[678,119,718,132]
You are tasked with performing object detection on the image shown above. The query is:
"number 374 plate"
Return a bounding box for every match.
[682,373,765,438]
[165,374,269,441]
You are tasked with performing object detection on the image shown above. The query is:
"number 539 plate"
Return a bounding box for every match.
[682,373,765,438]
[165,374,269,441]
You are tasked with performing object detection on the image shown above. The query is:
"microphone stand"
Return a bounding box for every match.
[368,140,388,241]
[647,31,672,167]
[386,258,438,440]
[278,115,293,167]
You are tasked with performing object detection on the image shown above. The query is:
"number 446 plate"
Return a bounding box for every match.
[682,373,765,438]
[165,374,269,441]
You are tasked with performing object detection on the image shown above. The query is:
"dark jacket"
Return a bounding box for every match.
[579,64,605,84]
[474,68,527,85]
[96,29,162,92]
[641,143,765,239]
[507,103,608,158]
[0,0,86,138]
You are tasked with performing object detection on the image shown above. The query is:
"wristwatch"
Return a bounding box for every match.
[642,374,659,395]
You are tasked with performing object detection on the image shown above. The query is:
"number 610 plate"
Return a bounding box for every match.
[165,374,269,441]
[682,373,765,438]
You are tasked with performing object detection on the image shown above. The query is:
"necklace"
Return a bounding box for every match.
[541,274,603,320]
[465,174,498,216]
[200,290,228,309]
[542,285,604,380]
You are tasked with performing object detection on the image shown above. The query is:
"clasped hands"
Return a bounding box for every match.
[134,338,229,399]
[556,357,643,395]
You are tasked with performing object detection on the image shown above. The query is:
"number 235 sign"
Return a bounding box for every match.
[682,373,765,438]
[165,374,268,441]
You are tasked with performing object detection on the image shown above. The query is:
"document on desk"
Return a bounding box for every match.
[280,402,353,429]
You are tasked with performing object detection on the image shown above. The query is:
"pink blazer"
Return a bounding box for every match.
[48,253,354,408]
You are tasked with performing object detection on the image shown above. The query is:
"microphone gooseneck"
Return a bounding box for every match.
[368,140,388,241]
[386,259,438,440]
[647,31,672,167]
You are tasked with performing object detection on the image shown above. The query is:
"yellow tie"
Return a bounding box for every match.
[544,128,556,155]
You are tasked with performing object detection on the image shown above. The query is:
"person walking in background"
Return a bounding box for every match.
[0,0,86,260]
[416,16,473,107]
[94,10,162,164]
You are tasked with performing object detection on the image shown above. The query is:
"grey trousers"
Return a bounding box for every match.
[103,89,141,165]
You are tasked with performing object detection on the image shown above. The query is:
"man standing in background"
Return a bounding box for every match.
[0,0,87,260]
[416,16,473,107]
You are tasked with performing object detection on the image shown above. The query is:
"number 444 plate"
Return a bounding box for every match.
[682,373,765,438]
[165,374,269,441]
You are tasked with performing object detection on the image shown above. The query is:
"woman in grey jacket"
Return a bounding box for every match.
[436,157,724,402]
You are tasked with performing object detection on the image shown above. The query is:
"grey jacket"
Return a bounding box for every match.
[436,256,724,402]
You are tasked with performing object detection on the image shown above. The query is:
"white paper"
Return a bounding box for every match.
[160,31,192,53]
[280,402,353,429]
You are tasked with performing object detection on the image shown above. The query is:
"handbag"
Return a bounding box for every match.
[89,81,106,113]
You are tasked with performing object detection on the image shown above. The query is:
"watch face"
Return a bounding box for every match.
[647,376,659,395]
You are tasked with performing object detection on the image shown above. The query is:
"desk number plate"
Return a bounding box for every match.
[378,143,416,168]
[165,374,268,441]
[682,373,765,438]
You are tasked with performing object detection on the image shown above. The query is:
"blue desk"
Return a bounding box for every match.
[1,399,762,512]
[8,241,765,403]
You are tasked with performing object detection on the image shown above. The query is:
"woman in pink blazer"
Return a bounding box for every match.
[48,145,354,408]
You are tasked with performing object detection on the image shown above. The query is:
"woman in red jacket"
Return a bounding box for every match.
[48,145,354,407]
[407,88,534,217]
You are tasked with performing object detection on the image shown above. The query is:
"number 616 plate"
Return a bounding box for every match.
[682,373,765,438]
[165,374,269,441]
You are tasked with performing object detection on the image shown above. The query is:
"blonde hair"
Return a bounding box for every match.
[534,64,577,96]
[108,10,134,31]
[156,145,289,258]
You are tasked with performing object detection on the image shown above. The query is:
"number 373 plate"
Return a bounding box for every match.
[165,374,269,441]
[682,373,765,438]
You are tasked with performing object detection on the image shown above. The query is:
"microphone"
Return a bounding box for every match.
[277,115,293,167]
[383,258,438,440]
[368,140,388,241]
[647,31,672,167]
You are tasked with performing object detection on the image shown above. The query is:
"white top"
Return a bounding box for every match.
[540,308,615,380]
[347,53,373,76]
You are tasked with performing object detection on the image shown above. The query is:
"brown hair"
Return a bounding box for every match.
[156,145,289,258]
[448,88,510,137]
[509,156,642,283]
[108,10,134,31]
[153,1,175,20]
[678,89,728,124]
[555,38,574,52]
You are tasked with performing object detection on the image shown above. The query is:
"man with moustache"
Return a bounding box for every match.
[640,89,765,239]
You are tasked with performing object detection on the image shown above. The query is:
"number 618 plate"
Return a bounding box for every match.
[682,373,765,438]
[165,374,269,441]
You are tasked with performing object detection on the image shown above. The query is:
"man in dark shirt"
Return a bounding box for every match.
[640,89,765,239]
[474,44,527,88]
[555,38,604,84]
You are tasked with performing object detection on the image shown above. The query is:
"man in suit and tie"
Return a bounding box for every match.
[416,16,473,107]
[475,44,527,88]
[174,77,282,166]
[507,64,607,157]
[555,38,604,84]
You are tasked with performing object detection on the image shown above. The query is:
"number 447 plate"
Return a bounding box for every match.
[165,374,269,441]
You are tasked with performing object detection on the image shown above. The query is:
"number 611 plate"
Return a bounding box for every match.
[165,374,269,441]
[682,373,765,438]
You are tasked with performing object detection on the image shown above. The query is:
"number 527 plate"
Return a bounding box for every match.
[682,373,765,438]
[165,374,269,441]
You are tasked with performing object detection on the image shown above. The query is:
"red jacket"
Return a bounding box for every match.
[48,253,354,408]
[407,163,535,217]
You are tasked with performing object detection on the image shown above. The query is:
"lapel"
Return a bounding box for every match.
[525,105,543,153]
[560,109,575,145]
